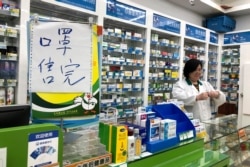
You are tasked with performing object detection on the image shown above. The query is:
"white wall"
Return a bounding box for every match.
[121,0,204,26]
[238,44,250,128]
[234,14,250,31]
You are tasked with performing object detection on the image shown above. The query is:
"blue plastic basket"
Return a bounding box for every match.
[206,15,236,33]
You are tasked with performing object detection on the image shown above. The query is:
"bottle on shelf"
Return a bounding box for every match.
[127,126,135,161]
[134,128,142,157]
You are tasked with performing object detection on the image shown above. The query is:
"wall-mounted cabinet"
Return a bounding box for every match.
[148,30,180,105]
[101,18,146,117]
[0,1,20,105]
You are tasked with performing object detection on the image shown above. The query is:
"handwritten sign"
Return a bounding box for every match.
[30,22,92,92]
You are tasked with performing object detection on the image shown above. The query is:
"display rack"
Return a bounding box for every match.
[183,38,206,80]
[207,44,219,89]
[0,0,20,105]
[148,30,180,105]
[101,18,146,118]
[220,45,240,107]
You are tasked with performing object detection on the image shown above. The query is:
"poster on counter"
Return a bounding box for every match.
[27,130,59,167]
[28,20,101,128]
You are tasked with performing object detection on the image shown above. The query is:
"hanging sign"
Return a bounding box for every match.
[29,21,101,128]
[224,31,250,44]
[210,32,218,44]
[106,0,146,25]
[56,0,96,11]
[185,24,206,41]
[153,13,180,34]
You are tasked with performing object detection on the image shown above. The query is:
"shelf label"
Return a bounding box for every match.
[56,0,96,11]
[224,31,250,44]
[106,0,146,25]
[185,24,206,41]
[210,32,218,44]
[153,13,180,34]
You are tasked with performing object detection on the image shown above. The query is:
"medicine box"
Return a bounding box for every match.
[146,117,161,142]
[160,119,177,140]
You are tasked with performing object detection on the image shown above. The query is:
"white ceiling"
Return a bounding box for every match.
[167,0,250,17]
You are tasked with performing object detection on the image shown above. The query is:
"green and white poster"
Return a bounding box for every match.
[29,21,102,128]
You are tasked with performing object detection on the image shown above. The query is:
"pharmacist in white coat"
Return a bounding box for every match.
[172,59,226,121]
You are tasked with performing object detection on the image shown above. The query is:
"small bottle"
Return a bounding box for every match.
[134,128,142,157]
[127,127,135,161]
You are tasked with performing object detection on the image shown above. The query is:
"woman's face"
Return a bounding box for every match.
[189,64,202,82]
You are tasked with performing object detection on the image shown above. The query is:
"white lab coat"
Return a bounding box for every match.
[172,79,226,121]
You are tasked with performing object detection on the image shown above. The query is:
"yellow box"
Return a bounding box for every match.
[111,125,128,163]
[171,71,179,78]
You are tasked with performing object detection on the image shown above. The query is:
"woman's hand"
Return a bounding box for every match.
[196,92,209,101]
[208,91,220,98]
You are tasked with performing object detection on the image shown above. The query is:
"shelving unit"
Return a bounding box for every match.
[221,46,240,109]
[101,18,146,118]
[207,44,219,89]
[183,38,206,80]
[148,30,180,105]
[0,1,20,105]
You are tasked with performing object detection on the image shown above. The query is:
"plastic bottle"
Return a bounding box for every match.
[127,127,135,161]
[134,128,142,157]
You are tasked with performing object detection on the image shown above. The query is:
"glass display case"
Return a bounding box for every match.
[203,114,250,167]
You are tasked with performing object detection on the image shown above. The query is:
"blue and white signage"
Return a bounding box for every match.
[153,13,180,34]
[224,31,250,44]
[210,32,218,44]
[106,0,146,25]
[186,24,206,41]
[56,0,96,11]
[28,130,59,167]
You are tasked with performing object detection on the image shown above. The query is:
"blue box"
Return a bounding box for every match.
[206,15,236,33]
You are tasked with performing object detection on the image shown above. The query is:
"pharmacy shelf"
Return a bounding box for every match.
[0,1,20,105]
[207,44,219,89]
[183,38,206,80]
[148,30,180,104]
[101,18,146,114]
[221,46,240,103]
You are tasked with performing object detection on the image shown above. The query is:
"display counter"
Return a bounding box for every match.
[128,138,229,167]
[0,123,63,167]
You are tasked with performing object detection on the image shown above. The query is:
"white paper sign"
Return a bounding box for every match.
[30,22,92,92]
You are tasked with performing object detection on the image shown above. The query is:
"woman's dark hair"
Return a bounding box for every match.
[183,59,202,78]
